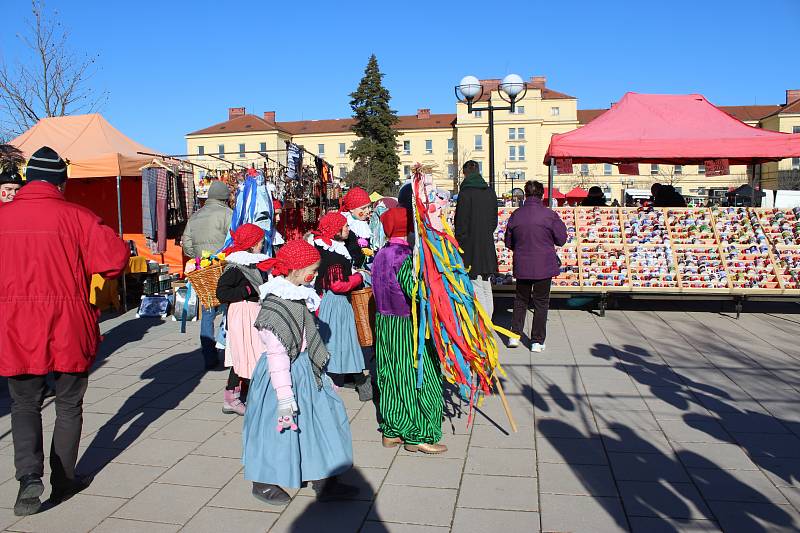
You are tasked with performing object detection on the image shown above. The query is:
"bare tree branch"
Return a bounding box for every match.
[0,0,107,139]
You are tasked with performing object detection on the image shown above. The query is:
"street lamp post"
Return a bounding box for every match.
[455,74,527,192]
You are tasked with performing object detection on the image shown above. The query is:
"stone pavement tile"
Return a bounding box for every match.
[707,501,800,533]
[353,441,398,469]
[83,395,151,416]
[385,456,463,489]
[125,407,187,429]
[361,521,448,533]
[81,422,158,452]
[349,420,383,442]
[81,386,117,405]
[209,474,296,512]
[470,421,535,449]
[181,506,277,533]
[716,412,790,434]
[536,437,607,465]
[581,378,641,396]
[473,392,534,428]
[456,474,538,511]
[658,418,730,443]
[368,485,456,527]
[298,466,386,500]
[594,410,662,433]
[156,454,242,488]
[618,480,713,519]
[589,394,650,412]
[183,401,239,422]
[465,446,536,477]
[0,508,19,530]
[539,463,617,496]
[90,373,145,390]
[10,494,125,533]
[779,487,800,513]
[451,508,540,533]
[732,433,800,458]
[339,390,367,410]
[628,517,722,532]
[146,392,212,411]
[150,416,226,442]
[193,427,242,459]
[673,442,760,471]
[271,495,371,533]
[112,437,198,467]
[112,483,216,525]
[608,452,690,482]
[83,462,166,498]
[642,396,711,420]
[756,458,800,488]
[91,517,181,532]
[397,434,470,460]
[536,414,598,439]
[0,478,20,510]
[688,467,790,504]
[540,493,628,533]
[599,428,674,454]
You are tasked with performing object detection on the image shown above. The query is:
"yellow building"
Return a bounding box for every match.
[185,80,800,202]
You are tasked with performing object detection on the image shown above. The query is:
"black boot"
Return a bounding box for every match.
[355,374,373,402]
[50,474,93,505]
[252,482,291,506]
[312,477,360,501]
[14,474,44,516]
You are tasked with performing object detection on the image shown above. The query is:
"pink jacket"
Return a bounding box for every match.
[258,330,306,401]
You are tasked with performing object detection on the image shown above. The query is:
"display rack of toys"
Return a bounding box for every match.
[773,247,800,290]
[554,207,577,245]
[720,244,780,290]
[495,208,514,274]
[754,208,800,246]
[554,246,580,287]
[666,208,716,244]
[577,207,623,243]
[624,207,669,245]
[579,244,628,288]
[713,207,765,247]
[627,244,678,288]
[673,246,729,290]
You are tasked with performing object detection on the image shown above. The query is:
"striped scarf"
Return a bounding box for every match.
[254,295,329,389]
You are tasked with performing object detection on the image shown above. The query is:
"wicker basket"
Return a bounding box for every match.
[185,262,225,310]
[350,287,376,347]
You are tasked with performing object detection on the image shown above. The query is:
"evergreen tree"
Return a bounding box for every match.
[347,55,401,194]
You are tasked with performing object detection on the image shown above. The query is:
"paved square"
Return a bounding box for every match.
[0,301,799,531]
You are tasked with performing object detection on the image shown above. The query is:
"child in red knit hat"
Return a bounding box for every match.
[243,240,357,505]
[340,187,373,269]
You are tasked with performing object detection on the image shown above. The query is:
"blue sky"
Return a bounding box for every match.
[1,0,798,153]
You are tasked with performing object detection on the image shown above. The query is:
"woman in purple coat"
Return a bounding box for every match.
[504,181,568,352]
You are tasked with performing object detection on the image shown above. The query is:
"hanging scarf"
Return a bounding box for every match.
[254,290,329,389]
[222,172,275,257]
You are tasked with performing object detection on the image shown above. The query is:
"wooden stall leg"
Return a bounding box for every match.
[735,296,743,320]
[599,293,607,317]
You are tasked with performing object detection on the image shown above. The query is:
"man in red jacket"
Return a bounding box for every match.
[0,146,129,516]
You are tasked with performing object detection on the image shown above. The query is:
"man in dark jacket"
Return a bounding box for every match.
[0,146,129,515]
[182,180,233,370]
[504,181,567,352]
[454,161,498,318]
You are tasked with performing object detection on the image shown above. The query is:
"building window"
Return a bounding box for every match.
[259,142,267,153]
[509,146,516,161]
[580,164,589,176]
[338,143,346,156]
[447,138,454,153]
[698,164,705,174]
[339,165,347,178]
[474,110,482,118]
[792,158,800,170]
[518,127,525,140]
[551,107,560,116]
[197,145,204,156]
[403,140,411,155]
[518,146,526,161]
[448,164,456,179]
[425,139,433,154]
[794,126,800,134]
[239,144,246,158]
[474,135,483,151]
[514,106,525,115]
[318,144,325,155]
[650,164,659,175]
[508,128,516,141]
[403,165,411,177]
[604,163,612,175]
[674,164,683,175]
[218,144,225,159]
[477,161,483,174]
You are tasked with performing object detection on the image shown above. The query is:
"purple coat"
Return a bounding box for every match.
[372,242,412,317]
[504,198,568,280]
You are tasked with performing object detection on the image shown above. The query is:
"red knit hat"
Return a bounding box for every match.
[312,212,347,245]
[257,239,320,276]
[340,187,371,212]
[222,223,265,255]
[380,207,411,239]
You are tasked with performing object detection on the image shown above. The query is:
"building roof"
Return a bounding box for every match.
[278,113,456,135]
[187,114,289,136]
[474,78,575,102]
[577,104,785,125]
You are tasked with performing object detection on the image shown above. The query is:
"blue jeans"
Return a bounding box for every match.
[200,306,223,367]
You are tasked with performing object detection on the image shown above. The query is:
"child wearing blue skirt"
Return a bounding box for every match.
[244,239,357,506]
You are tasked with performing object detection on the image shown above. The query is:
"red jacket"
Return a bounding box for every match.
[0,181,130,376]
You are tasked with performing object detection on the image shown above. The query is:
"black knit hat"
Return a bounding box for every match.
[0,144,24,185]
[26,146,67,185]
[0,170,23,186]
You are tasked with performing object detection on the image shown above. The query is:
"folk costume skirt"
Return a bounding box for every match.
[223,301,263,380]
[242,351,352,488]
[317,291,364,374]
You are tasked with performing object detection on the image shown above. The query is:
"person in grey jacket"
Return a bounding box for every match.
[182,180,233,369]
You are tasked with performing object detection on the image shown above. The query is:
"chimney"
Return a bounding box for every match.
[263,111,276,123]
[416,108,431,119]
[787,89,800,106]
[530,76,547,89]
[228,107,245,120]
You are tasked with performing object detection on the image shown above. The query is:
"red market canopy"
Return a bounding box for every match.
[544,92,800,165]
[566,186,588,198]
[543,187,565,199]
